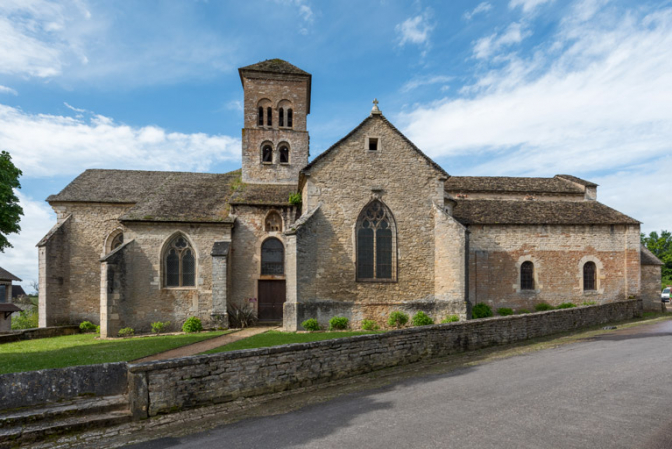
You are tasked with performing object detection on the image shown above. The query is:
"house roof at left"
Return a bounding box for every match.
[48,169,242,223]
[0,266,21,282]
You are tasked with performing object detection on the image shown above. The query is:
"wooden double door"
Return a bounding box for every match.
[258,280,286,321]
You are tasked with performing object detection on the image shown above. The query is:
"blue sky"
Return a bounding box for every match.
[1,0,671,291]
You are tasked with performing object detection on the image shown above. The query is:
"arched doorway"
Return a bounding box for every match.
[258,237,286,321]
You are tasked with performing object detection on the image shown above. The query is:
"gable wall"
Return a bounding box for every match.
[468,224,641,310]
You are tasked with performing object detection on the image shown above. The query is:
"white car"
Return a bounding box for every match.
[662,287,671,303]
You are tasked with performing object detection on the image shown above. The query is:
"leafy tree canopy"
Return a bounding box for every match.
[0,151,23,252]
[641,230,672,287]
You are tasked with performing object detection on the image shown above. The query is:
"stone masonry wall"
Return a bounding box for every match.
[468,224,641,310]
[128,299,642,418]
[641,264,663,311]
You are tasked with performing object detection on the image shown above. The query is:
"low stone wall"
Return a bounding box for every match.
[0,325,80,344]
[128,299,642,418]
[0,363,127,411]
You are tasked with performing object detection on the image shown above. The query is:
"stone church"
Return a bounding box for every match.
[38,59,663,337]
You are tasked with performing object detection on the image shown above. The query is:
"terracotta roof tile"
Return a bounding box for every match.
[229,183,297,206]
[445,176,585,194]
[238,59,310,76]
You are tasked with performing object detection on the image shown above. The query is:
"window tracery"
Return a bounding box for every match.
[356,200,395,280]
[164,235,196,287]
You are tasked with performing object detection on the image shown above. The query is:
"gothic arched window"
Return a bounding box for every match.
[287,109,293,128]
[262,144,273,164]
[279,108,284,127]
[258,107,264,126]
[265,211,282,232]
[520,261,534,290]
[279,145,289,164]
[261,238,284,275]
[110,233,123,251]
[164,235,196,287]
[583,261,596,291]
[267,107,272,127]
[356,200,396,281]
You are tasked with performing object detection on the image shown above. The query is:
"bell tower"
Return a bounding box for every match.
[238,59,311,184]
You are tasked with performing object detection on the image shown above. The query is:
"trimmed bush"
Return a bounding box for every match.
[518,309,531,314]
[581,301,597,306]
[301,318,320,331]
[411,311,434,326]
[182,317,203,333]
[95,325,101,334]
[471,303,493,319]
[361,319,379,331]
[534,303,554,312]
[557,302,576,309]
[387,311,409,328]
[79,321,97,332]
[441,315,460,323]
[118,327,134,337]
[329,316,349,330]
[497,308,514,316]
[151,321,170,334]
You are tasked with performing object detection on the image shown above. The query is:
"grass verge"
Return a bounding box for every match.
[0,331,227,374]
[203,330,383,354]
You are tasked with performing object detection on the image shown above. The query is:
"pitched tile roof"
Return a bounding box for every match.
[641,245,664,266]
[229,183,297,206]
[238,59,310,76]
[555,174,598,188]
[452,200,640,225]
[445,176,586,194]
[49,169,242,223]
[0,267,21,282]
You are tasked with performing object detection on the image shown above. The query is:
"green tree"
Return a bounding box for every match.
[641,230,672,286]
[0,151,23,252]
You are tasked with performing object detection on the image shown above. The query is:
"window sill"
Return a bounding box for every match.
[259,275,285,280]
[163,287,198,291]
[261,162,274,165]
[357,278,397,284]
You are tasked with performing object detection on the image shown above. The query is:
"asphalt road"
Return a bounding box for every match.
[128,320,672,449]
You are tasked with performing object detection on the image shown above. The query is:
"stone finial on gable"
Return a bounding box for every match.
[371,98,382,115]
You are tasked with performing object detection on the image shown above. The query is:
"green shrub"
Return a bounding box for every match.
[228,299,258,328]
[79,321,97,332]
[361,319,379,331]
[151,321,170,334]
[118,327,134,337]
[557,302,576,309]
[518,309,531,314]
[441,315,460,323]
[387,311,409,328]
[301,318,320,331]
[11,307,38,330]
[497,308,514,316]
[288,192,302,205]
[329,316,349,330]
[95,325,101,334]
[182,317,203,333]
[581,301,597,306]
[471,303,493,319]
[411,311,434,326]
[534,303,555,311]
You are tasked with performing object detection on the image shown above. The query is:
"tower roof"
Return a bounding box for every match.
[239,59,310,76]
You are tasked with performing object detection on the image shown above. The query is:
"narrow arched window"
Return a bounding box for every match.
[164,235,196,287]
[258,107,264,126]
[356,200,396,280]
[265,211,282,232]
[279,108,284,127]
[261,238,284,275]
[267,107,272,126]
[279,145,289,164]
[287,109,293,128]
[262,145,273,164]
[583,262,596,291]
[110,233,123,251]
[520,261,534,290]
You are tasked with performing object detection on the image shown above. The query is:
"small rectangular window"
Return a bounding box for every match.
[368,137,378,151]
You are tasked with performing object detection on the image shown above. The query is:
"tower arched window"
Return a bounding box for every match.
[261,238,284,275]
[262,144,273,164]
[279,145,289,164]
[279,108,284,127]
[164,235,196,287]
[583,262,596,291]
[265,211,282,232]
[287,109,293,128]
[267,107,272,127]
[520,261,534,290]
[258,107,264,126]
[356,200,396,281]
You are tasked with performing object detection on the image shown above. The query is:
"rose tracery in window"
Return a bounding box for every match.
[356,200,396,281]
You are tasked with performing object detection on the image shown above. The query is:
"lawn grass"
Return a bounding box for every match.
[203,330,383,354]
[0,331,227,374]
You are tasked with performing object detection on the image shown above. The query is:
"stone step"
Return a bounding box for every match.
[0,409,133,447]
[0,394,129,429]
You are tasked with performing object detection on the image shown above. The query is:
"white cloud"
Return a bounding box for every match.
[275,0,314,34]
[401,75,452,93]
[464,2,493,21]
[473,22,529,59]
[399,2,672,229]
[0,104,241,178]
[0,191,55,293]
[396,10,434,49]
[509,0,555,13]
[0,86,18,96]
